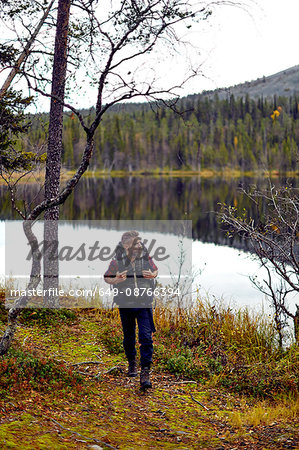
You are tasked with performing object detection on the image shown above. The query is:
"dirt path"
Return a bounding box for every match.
[0,316,297,449]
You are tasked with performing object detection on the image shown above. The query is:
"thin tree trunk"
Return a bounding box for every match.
[43,0,71,306]
[196,141,201,172]
[45,0,70,217]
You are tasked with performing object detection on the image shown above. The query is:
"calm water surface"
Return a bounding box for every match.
[1,175,298,313]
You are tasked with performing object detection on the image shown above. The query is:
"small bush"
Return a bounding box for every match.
[0,347,83,397]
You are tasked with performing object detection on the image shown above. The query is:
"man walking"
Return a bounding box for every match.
[104,231,158,390]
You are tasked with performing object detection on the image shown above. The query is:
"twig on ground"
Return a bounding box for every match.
[75,370,92,376]
[22,335,30,345]
[71,361,104,366]
[104,365,123,374]
[50,418,117,449]
[52,357,68,364]
[190,393,210,411]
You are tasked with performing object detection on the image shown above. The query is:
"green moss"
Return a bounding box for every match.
[0,414,73,449]
[20,308,77,327]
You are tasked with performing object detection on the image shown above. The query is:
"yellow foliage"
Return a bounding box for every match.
[271,109,280,121]
[270,224,280,233]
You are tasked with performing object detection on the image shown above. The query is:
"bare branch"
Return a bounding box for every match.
[0,0,55,97]
[219,181,299,344]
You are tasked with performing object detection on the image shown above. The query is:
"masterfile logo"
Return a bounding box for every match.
[5,220,192,308]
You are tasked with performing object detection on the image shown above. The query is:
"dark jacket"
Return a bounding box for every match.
[104,242,158,307]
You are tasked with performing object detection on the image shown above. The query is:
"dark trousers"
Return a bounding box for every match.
[119,308,156,367]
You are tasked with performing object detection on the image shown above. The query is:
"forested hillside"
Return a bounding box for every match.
[21,94,299,172]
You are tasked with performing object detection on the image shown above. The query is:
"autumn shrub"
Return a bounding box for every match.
[152,299,298,398]
[0,347,83,397]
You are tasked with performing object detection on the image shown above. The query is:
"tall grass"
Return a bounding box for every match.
[229,398,299,428]
[151,298,298,398]
[154,298,277,362]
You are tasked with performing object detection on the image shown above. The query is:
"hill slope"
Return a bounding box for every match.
[109,65,299,114]
[203,64,299,99]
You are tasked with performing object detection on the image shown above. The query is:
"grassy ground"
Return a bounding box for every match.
[0,303,298,449]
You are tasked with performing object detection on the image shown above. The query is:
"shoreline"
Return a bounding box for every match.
[0,168,298,185]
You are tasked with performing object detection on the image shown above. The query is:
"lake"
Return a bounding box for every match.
[1,175,298,314]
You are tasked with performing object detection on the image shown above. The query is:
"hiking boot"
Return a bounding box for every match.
[127,359,138,377]
[140,365,152,390]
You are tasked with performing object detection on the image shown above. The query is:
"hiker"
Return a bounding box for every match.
[104,230,158,390]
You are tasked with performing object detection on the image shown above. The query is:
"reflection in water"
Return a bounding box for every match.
[1,176,298,311]
[0,176,298,253]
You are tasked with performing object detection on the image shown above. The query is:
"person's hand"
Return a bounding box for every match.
[142,269,157,279]
[115,270,127,283]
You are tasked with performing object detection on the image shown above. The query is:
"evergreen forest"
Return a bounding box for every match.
[21,93,299,172]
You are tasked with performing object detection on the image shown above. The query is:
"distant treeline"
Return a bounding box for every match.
[21,94,299,171]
